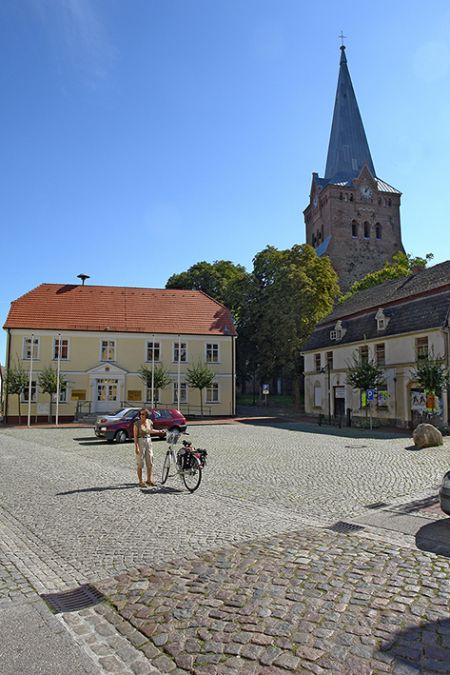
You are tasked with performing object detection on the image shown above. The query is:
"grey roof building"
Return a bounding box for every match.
[302,262,450,428]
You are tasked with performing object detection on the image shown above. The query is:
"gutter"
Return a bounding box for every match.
[4,328,11,423]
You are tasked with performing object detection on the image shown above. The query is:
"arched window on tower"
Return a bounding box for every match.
[375,223,382,240]
[349,193,354,202]
[351,220,358,238]
[364,222,370,238]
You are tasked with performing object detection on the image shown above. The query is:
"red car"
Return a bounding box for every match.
[96,408,187,443]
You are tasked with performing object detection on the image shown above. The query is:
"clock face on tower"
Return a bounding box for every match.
[359,184,373,200]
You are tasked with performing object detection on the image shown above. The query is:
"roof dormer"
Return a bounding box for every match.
[375,308,390,332]
[330,319,346,342]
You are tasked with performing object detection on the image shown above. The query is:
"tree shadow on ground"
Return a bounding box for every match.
[237,417,409,440]
[415,519,450,557]
[377,617,450,672]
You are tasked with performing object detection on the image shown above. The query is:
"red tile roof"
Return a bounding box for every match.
[4,284,237,337]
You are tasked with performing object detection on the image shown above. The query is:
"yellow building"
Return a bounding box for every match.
[3,283,236,423]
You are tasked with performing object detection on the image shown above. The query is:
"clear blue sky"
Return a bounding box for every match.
[2,0,450,362]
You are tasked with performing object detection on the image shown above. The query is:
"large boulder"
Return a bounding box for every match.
[413,423,443,449]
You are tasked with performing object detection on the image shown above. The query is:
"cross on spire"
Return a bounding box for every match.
[338,31,346,47]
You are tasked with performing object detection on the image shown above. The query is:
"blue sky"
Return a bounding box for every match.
[2,0,450,361]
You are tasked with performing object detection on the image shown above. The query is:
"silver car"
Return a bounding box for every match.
[94,407,140,437]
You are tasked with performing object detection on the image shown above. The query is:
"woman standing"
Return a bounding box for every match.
[133,408,164,487]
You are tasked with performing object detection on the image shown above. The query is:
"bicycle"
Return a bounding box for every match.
[161,430,206,493]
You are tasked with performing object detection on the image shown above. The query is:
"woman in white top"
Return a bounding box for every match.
[133,408,164,487]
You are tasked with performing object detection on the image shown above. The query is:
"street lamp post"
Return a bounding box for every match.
[55,333,62,426]
[321,361,332,424]
[177,334,182,408]
[151,334,155,408]
[27,334,34,427]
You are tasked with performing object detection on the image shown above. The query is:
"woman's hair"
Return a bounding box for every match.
[139,408,149,417]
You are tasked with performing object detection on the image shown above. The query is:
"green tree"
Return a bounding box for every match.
[250,244,339,406]
[346,352,384,427]
[38,366,67,423]
[346,354,384,391]
[185,362,215,416]
[5,360,28,424]
[166,260,248,312]
[411,350,448,413]
[341,252,434,301]
[138,365,171,405]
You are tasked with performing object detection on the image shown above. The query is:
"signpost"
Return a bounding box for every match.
[262,384,269,406]
[366,389,375,430]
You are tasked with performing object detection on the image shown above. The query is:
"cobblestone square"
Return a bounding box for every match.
[1,421,450,673]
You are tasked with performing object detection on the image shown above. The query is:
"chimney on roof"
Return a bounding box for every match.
[77,273,90,286]
[411,265,424,275]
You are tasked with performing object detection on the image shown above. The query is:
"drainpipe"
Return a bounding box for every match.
[231,335,236,416]
[4,329,11,423]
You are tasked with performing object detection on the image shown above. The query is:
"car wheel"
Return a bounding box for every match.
[168,426,180,433]
[115,430,128,443]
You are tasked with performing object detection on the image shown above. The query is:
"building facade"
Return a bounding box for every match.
[302,262,450,428]
[304,46,404,292]
[3,283,236,423]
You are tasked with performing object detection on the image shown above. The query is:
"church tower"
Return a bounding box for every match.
[304,45,404,292]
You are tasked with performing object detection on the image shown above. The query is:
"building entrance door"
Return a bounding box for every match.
[96,379,119,413]
[334,386,346,419]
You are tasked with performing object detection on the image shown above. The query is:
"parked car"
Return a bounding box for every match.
[439,470,450,515]
[94,407,140,433]
[95,408,187,443]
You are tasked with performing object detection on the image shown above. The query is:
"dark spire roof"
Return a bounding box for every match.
[324,46,376,183]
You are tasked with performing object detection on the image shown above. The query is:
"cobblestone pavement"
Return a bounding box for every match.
[1,422,450,673]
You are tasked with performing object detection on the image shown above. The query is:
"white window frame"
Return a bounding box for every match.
[146,341,161,363]
[145,386,160,403]
[100,339,116,362]
[206,382,219,403]
[173,382,187,404]
[21,380,37,403]
[173,342,187,363]
[53,337,69,361]
[52,385,68,403]
[206,343,219,363]
[23,337,40,360]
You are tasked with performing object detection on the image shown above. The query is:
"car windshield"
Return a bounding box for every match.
[124,411,139,419]
[111,408,127,416]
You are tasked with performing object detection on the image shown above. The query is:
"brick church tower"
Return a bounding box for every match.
[304,45,404,292]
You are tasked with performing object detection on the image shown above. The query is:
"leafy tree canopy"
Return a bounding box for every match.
[166,260,248,312]
[346,354,384,391]
[5,360,28,396]
[340,252,434,302]
[185,362,215,416]
[138,364,171,391]
[250,244,339,400]
[411,350,448,395]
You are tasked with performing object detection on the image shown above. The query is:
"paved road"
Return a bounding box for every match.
[1,421,450,673]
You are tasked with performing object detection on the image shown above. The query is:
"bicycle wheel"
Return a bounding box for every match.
[182,456,202,493]
[161,452,171,484]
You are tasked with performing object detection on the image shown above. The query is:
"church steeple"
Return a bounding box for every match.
[303,43,404,292]
[324,45,375,183]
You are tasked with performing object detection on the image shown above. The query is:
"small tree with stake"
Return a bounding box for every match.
[185,362,215,417]
[38,366,67,423]
[346,353,384,429]
[411,350,448,419]
[138,365,171,406]
[5,360,28,424]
